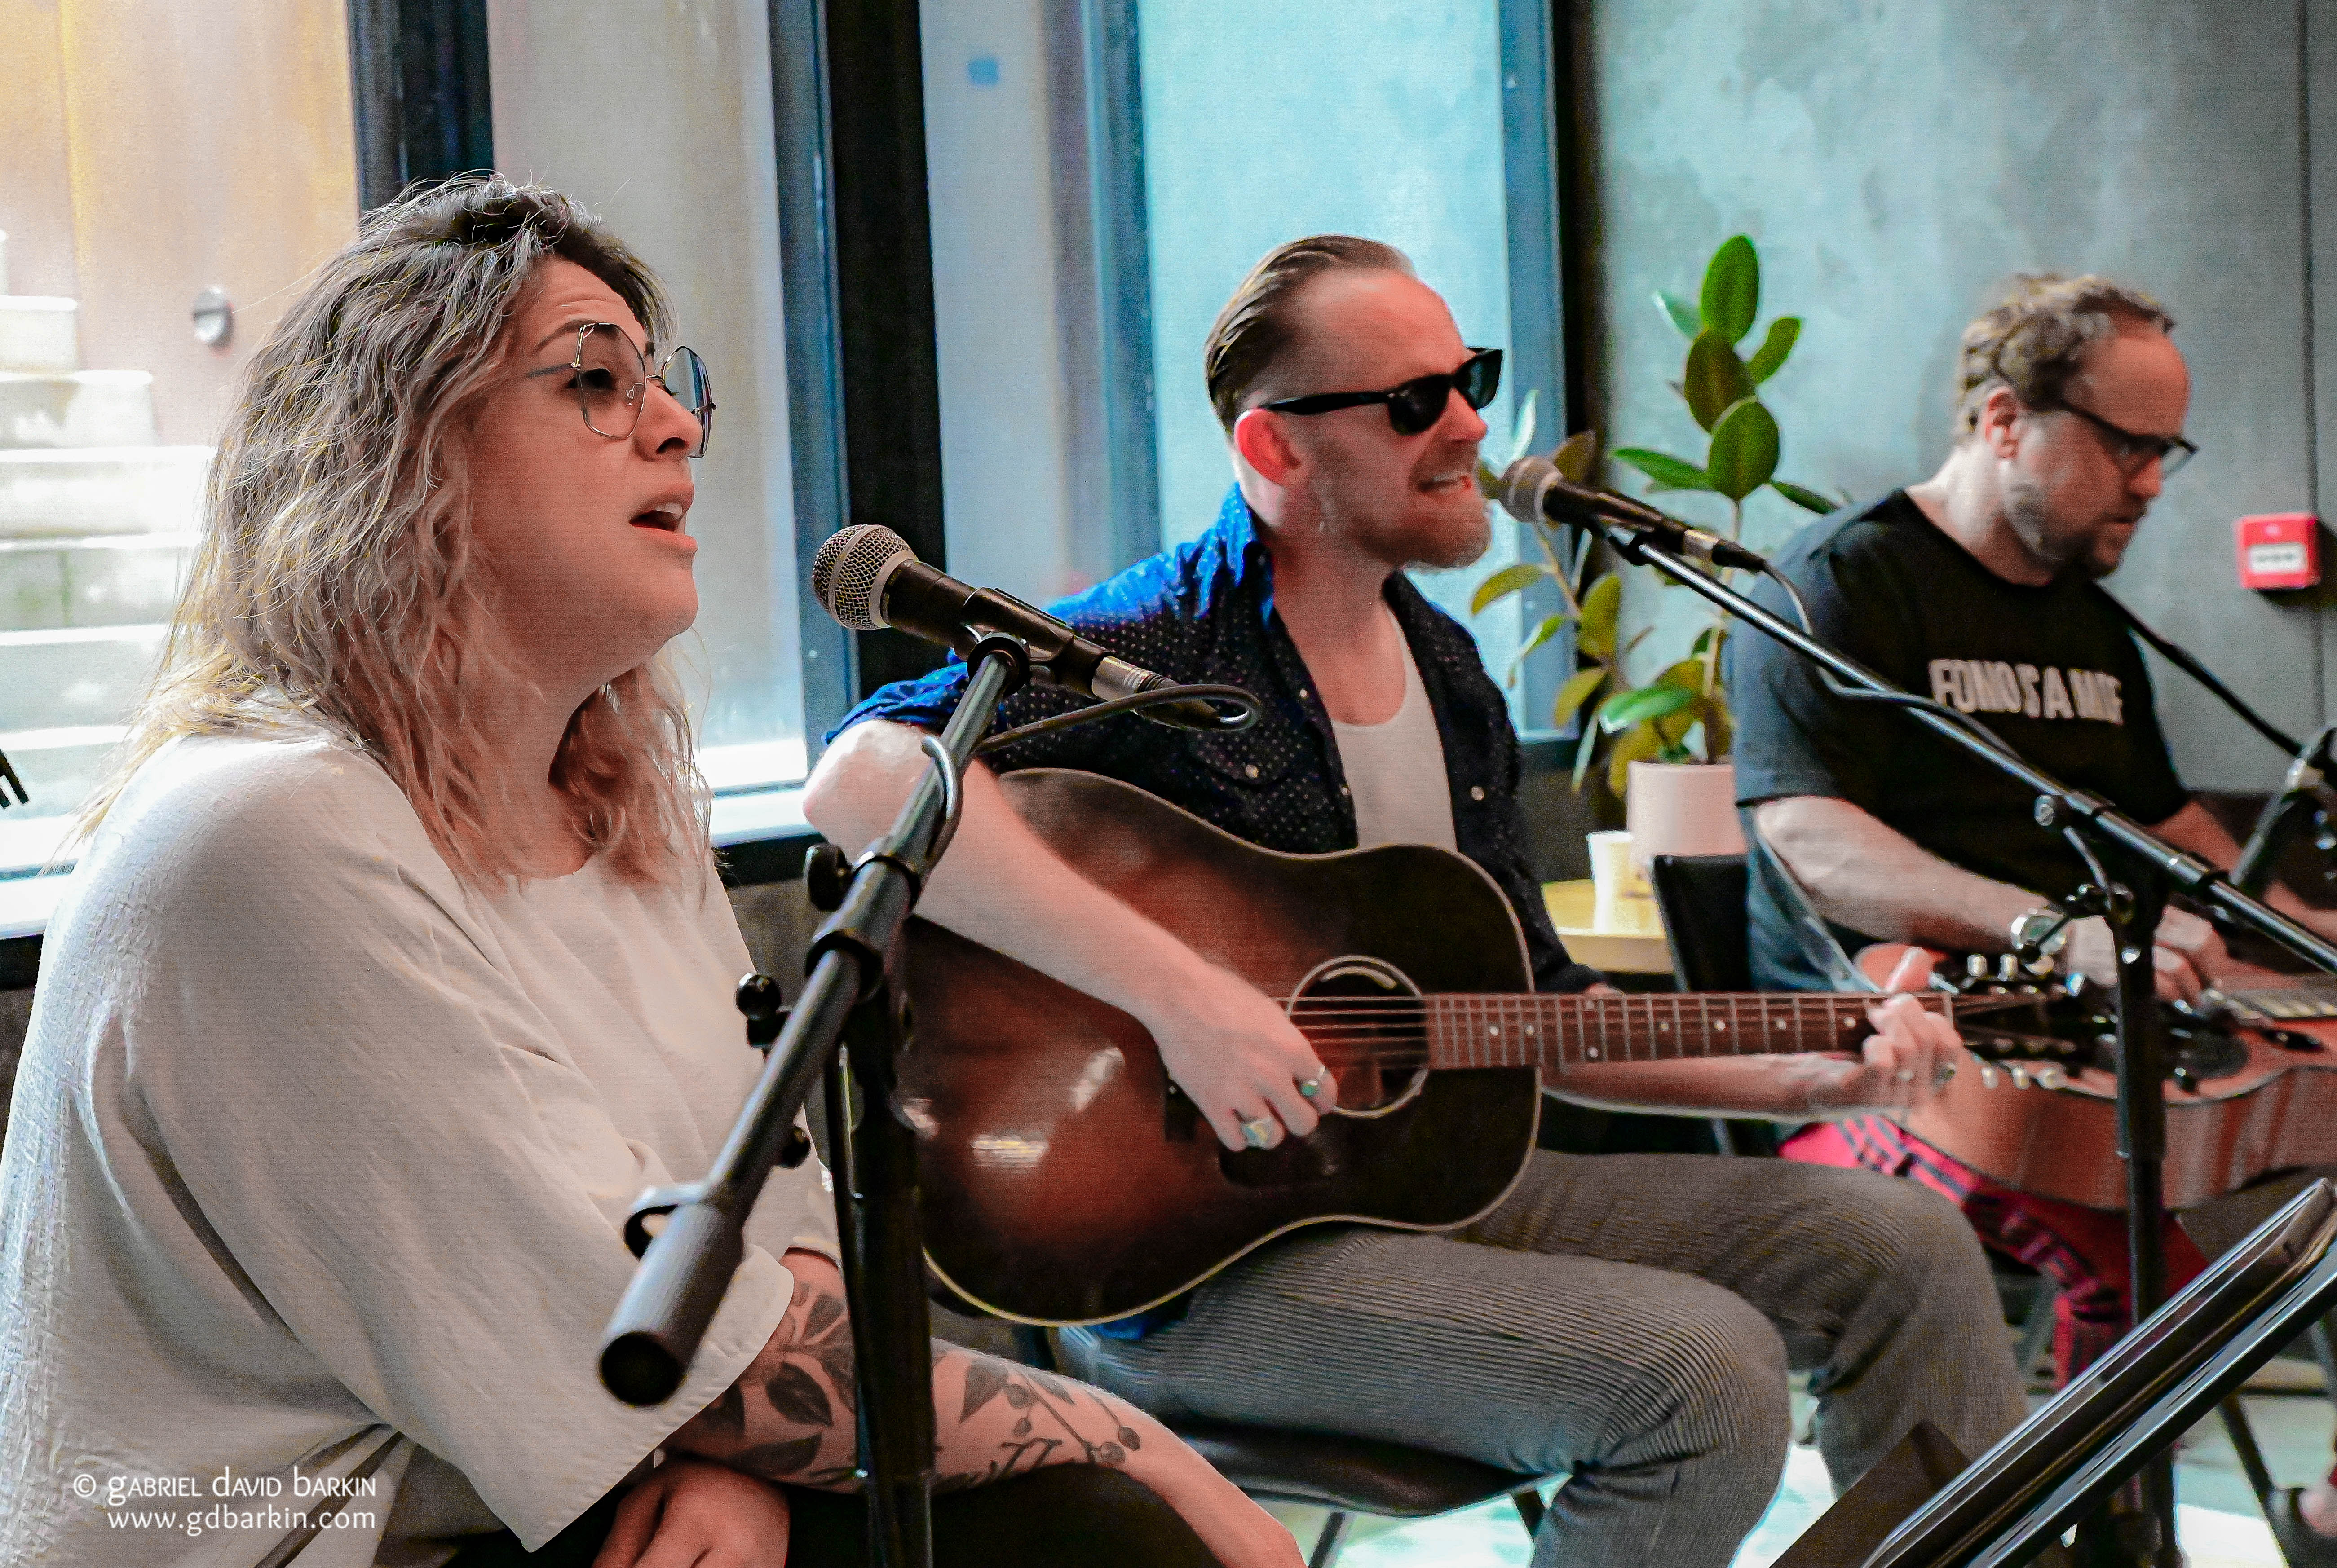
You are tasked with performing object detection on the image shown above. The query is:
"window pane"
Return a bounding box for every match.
[1136,0,1525,650]
[0,4,359,870]
[489,0,805,791]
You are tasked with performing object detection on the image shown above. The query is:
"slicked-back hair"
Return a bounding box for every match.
[1202,235,1414,430]
[84,175,705,889]
[1956,273,2175,436]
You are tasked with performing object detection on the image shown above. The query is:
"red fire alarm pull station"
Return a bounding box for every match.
[2236,513,2321,590]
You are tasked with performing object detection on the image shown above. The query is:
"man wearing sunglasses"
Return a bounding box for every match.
[808,236,2024,1568]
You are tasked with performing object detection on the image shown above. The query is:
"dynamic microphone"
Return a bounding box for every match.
[811,524,1223,728]
[1495,455,1770,573]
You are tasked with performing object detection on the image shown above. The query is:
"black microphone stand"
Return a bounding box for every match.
[1589,521,2337,1567]
[2106,598,2337,900]
[596,632,1035,1568]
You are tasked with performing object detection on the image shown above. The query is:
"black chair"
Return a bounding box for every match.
[1646,854,1778,1157]
[1648,853,1753,992]
[1009,1327,1553,1568]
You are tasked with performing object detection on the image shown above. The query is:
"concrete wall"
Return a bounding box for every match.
[1583,0,2331,791]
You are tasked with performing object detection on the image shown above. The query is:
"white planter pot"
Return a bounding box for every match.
[1624,760,1746,876]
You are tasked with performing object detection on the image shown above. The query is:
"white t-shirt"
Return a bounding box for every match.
[1329,632,1458,852]
[0,727,837,1568]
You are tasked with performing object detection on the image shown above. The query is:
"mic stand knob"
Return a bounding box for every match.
[804,842,851,912]
[737,972,790,1050]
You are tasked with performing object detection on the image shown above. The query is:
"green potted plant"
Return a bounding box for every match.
[1475,234,1833,833]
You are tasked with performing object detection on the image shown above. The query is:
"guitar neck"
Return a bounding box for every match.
[1426,991,1952,1071]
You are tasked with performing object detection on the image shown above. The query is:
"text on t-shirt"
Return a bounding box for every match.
[1927,659,2124,724]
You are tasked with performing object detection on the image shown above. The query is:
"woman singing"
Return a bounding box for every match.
[0,177,1295,1568]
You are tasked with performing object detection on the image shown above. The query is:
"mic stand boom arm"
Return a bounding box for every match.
[596,633,1035,1568]
[1593,521,2337,1567]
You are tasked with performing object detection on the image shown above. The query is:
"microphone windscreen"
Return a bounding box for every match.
[811,524,915,631]
[1497,455,1559,524]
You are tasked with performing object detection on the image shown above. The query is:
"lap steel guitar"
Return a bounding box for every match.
[902,771,2041,1326]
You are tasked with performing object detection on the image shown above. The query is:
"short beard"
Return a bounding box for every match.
[2000,472,2096,578]
[1357,506,1492,573]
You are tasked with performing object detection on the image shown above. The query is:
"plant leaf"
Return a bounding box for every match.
[1771,478,1836,514]
[1577,572,1622,658]
[1613,448,1713,493]
[1655,288,1702,337]
[1607,721,1666,797]
[1506,389,1539,467]
[1745,315,1801,383]
[1598,682,1698,733]
[1683,330,1755,432]
[1552,428,1599,484]
[1703,687,1736,758]
[1706,397,1781,501]
[1506,612,1570,683]
[1700,235,1760,345]
[1551,665,1607,731]
[1570,716,1602,790]
[1471,560,1546,615]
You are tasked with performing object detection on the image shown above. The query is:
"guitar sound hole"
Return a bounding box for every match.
[1289,958,1429,1115]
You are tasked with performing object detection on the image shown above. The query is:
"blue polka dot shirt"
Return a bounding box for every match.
[832,484,1599,994]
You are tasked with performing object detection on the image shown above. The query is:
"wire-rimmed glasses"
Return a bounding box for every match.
[528,322,716,458]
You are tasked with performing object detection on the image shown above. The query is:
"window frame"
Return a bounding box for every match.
[1075,0,1583,739]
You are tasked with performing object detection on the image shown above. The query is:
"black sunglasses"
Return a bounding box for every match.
[2053,400,2197,479]
[1262,348,1503,437]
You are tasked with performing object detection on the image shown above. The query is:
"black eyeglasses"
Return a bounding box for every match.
[1262,348,1502,437]
[2051,400,2196,480]
[525,322,716,458]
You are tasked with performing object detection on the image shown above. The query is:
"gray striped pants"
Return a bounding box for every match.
[1060,1150,2027,1568]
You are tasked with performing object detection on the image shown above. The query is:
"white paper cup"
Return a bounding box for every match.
[1587,829,1662,934]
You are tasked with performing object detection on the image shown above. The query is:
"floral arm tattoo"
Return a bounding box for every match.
[666,1253,1148,1493]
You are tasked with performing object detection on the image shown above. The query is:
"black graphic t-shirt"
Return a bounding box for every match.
[1730,489,2190,989]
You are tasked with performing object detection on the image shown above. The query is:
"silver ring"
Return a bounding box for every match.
[1298,1070,1330,1100]
[1934,1060,1959,1089]
[1893,1068,1917,1084]
[1239,1115,1280,1150]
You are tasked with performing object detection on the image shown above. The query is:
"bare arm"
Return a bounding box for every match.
[1754,795,2038,951]
[1754,794,2225,999]
[667,1253,1300,1568]
[803,720,1327,1150]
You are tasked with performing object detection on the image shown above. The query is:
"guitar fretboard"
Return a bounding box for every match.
[1423,991,1955,1072]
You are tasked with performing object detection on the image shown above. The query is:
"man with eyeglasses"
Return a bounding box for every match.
[806,235,2026,1568]
[1733,273,2337,1558]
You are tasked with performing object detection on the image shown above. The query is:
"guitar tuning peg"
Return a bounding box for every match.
[1979,1062,2002,1090]
[2009,1065,2031,1090]
[2035,1064,2068,1090]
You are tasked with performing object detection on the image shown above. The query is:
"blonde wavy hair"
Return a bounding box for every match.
[84,176,704,887]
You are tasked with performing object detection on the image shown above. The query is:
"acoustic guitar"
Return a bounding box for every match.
[902,771,2048,1327]
[1861,944,2337,1212]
